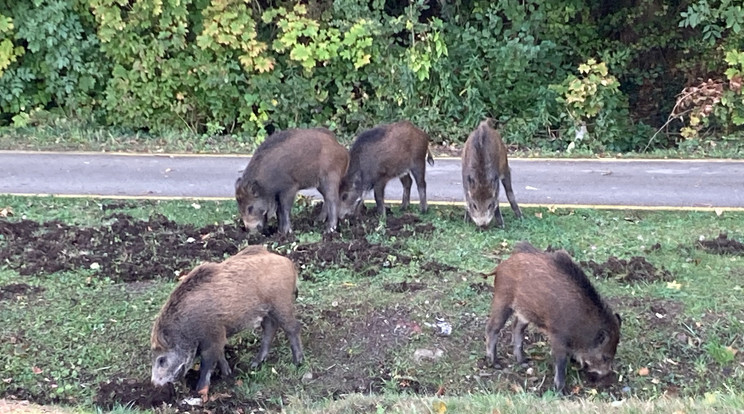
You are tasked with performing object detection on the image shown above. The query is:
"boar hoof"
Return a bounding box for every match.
[197,386,209,402]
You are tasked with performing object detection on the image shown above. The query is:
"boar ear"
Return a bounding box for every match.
[235,176,243,191]
[615,313,622,327]
[594,328,610,346]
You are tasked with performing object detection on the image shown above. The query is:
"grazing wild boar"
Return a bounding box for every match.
[485,241,621,392]
[150,246,303,399]
[461,119,522,228]
[338,121,434,218]
[235,128,349,234]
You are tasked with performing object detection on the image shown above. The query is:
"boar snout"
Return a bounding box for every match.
[241,216,264,233]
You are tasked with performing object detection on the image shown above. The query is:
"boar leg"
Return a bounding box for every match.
[274,310,304,365]
[373,181,387,216]
[277,190,297,234]
[410,164,428,213]
[512,317,529,364]
[318,179,340,232]
[551,344,569,393]
[485,302,513,368]
[251,316,279,369]
[400,174,412,210]
[494,205,505,228]
[500,170,522,219]
[195,341,226,398]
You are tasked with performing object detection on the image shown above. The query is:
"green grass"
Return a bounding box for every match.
[1,195,743,413]
[2,122,743,158]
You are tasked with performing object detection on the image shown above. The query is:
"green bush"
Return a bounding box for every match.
[0,0,742,150]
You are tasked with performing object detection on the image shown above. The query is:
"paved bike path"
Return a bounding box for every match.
[1,151,743,210]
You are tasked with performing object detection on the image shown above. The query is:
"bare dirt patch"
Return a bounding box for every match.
[581,256,673,283]
[0,204,458,411]
[697,233,744,255]
[0,283,43,301]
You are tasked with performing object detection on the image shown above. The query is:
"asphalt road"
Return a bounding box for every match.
[1,151,743,209]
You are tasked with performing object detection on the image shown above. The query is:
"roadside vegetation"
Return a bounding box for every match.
[1,1,744,154]
[1,195,742,412]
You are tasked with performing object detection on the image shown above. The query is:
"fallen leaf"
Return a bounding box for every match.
[436,385,446,396]
[714,208,723,217]
[534,212,543,219]
[726,346,738,356]
[0,206,13,217]
[2,378,12,383]
[638,367,650,376]
[666,280,683,290]
[548,205,557,213]
[191,203,201,210]
[32,366,43,375]
[432,400,447,414]
[525,186,540,191]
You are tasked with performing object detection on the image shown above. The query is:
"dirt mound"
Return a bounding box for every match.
[0,208,436,283]
[421,261,458,275]
[95,378,175,410]
[697,233,744,255]
[0,214,252,281]
[581,256,673,283]
[383,281,426,292]
[0,283,43,301]
[289,237,411,278]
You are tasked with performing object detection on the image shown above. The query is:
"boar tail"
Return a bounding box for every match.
[426,149,434,166]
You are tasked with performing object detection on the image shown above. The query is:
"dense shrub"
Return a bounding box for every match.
[0,0,742,150]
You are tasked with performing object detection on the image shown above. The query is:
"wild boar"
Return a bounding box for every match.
[485,241,621,392]
[338,121,434,218]
[150,245,303,399]
[461,119,522,228]
[235,128,349,234]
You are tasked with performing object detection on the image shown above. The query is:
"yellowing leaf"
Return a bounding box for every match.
[432,400,447,414]
[666,280,683,290]
[704,392,717,404]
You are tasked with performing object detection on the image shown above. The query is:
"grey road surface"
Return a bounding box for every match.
[1,151,743,209]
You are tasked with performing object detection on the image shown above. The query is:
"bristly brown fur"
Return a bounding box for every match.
[550,250,614,321]
[151,263,218,350]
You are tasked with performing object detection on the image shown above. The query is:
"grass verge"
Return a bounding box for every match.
[0,195,742,413]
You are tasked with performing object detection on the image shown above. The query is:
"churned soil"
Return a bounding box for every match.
[581,256,674,283]
[697,233,744,255]
[0,202,457,412]
[2,202,740,413]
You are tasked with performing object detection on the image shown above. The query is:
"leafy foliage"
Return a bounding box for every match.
[0,0,742,150]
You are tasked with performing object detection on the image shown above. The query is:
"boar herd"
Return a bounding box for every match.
[150,119,621,399]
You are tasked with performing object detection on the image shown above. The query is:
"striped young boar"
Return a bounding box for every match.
[235,128,349,234]
[338,121,434,217]
[461,119,522,228]
[150,246,303,399]
[485,242,621,393]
